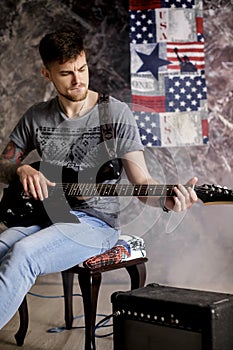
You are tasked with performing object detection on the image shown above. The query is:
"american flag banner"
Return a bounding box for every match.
[129,0,208,147]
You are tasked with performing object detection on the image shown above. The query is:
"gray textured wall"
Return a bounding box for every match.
[0,0,232,293]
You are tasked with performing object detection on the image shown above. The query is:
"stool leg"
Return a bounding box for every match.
[15,296,28,346]
[126,262,146,289]
[78,271,102,350]
[61,271,74,329]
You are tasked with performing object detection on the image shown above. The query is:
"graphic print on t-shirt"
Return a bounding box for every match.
[35,125,108,171]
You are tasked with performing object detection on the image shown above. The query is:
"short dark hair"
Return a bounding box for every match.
[39,30,85,68]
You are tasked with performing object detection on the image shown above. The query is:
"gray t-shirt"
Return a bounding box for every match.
[10,95,144,228]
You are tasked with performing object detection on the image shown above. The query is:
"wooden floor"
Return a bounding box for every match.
[0,273,129,350]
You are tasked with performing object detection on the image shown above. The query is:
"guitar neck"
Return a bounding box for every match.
[61,183,182,197]
[58,182,233,205]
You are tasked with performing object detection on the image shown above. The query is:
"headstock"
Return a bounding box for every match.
[195,184,233,205]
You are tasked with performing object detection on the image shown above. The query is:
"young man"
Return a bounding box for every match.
[0,30,197,328]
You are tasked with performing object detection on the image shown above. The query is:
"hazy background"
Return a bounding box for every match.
[0,0,232,293]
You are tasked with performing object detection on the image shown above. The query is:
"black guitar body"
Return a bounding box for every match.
[0,174,48,228]
[0,160,122,228]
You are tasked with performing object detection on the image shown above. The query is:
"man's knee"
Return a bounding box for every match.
[11,240,40,277]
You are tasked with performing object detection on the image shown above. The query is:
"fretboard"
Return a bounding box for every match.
[59,183,182,197]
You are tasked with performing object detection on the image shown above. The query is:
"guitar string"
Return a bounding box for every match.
[47,184,232,201]
[49,184,177,197]
[47,183,227,195]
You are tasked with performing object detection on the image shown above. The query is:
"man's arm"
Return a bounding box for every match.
[122,150,198,212]
[0,141,55,200]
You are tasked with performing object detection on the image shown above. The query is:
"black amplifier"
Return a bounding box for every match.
[111,283,233,350]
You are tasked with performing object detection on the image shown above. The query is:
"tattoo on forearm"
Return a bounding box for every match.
[1,141,24,163]
[0,141,27,183]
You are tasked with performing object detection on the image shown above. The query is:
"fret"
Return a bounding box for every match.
[160,185,168,197]
[103,184,113,196]
[159,186,166,196]
[96,184,103,196]
[84,183,93,196]
[76,183,83,196]
[147,185,156,196]
[123,184,133,196]
[88,184,97,196]
[120,184,133,196]
[152,185,160,196]
[73,183,80,196]
[81,184,89,196]
[133,185,141,196]
[67,183,78,196]
[166,185,175,197]
[109,184,117,196]
[108,184,117,196]
[145,184,154,196]
[76,183,87,196]
[90,185,99,197]
[112,184,119,195]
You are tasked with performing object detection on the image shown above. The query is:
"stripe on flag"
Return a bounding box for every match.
[167,42,205,72]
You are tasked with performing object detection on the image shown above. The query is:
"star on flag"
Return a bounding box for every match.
[136,44,172,80]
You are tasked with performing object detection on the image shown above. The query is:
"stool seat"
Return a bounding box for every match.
[15,257,147,349]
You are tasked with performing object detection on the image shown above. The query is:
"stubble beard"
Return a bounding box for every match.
[59,87,88,102]
[52,78,88,102]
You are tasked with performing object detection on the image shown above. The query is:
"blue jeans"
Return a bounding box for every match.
[0,211,119,329]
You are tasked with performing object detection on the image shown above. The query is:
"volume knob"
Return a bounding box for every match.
[7,209,15,216]
[25,202,33,211]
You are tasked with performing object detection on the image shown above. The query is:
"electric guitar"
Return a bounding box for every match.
[0,161,232,228]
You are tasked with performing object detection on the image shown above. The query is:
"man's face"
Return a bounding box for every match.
[43,51,89,102]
